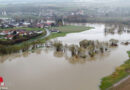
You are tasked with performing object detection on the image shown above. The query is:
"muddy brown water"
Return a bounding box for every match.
[0,23,130,90]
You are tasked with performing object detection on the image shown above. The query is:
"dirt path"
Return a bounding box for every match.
[110,76,130,90]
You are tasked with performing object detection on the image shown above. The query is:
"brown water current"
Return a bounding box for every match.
[0,23,130,90]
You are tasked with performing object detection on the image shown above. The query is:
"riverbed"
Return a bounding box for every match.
[0,23,130,90]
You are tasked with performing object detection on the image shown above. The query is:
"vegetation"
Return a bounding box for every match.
[109,39,119,46]
[51,25,93,33]
[100,51,130,90]
[44,25,92,42]
[0,39,43,55]
[69,45,78,57]
[46,25,92,42]
[46,32,68,40]
[53,41,63,52]
[52,39,113,60]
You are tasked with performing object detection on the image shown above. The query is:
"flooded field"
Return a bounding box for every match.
[0,23,130,90]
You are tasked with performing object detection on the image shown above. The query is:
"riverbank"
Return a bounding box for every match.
[100,51,130,90]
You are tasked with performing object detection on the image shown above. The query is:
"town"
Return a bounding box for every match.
[0,17,64,29]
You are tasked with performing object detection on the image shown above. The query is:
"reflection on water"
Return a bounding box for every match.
[0,49,42,63]
[0,47,111,64]
[104,23,130,36]
[0,23,130,90]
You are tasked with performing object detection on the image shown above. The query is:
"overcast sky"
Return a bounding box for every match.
[0,0,119,2]
[0,0,128,4]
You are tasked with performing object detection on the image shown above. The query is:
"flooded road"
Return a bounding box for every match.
[0,23,130,90]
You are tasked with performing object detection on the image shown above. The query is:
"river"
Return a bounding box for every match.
[0,23,130,90]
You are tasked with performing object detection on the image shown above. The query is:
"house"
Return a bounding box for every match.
[36,30,43,34]
[28,31,33,35]
[19,31,27,36]
[10,23,19,27]
[0,30,11,35]
[45,20,56,26]
[1,24,9,28]
[5,35,14,40]
[50,29,60,33]
[46,20,56,24]
[36,24,44,28]
[22,22,31,27]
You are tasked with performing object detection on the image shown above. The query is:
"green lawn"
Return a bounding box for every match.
[46,25,93,40]
[47,32,68,40]
[100,51,130,90]
[51,25,93,33]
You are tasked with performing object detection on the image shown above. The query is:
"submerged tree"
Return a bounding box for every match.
[69,45,78,57]
[53,41,63,52]
[88,45,96,57]
[109,39,119,46]
[80,40,95,48]
[80,40,89,48]
[78,47,87,58]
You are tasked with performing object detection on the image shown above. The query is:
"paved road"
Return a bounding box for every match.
[41,28,51,38]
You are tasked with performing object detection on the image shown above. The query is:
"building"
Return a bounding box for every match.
[5,35,14,40]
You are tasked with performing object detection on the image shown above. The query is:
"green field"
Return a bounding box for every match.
[51,25,93,33]
[47,25,92,40]
[100,51,130,90]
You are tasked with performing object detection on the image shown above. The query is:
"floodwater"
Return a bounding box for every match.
[0,23,130,90]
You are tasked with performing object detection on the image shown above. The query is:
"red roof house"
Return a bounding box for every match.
[5,35,14,40]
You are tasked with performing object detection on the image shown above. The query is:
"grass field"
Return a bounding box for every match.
[51,25,92,33]
[100,51,130,90]
[47,25,92,40]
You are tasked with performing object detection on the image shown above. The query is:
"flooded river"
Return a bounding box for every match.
[0,23,130,90]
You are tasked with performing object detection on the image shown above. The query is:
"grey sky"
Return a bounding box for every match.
[0,0,128,4]
[0,0,120,2]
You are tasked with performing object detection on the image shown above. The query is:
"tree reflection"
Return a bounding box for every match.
[104,23,130,36]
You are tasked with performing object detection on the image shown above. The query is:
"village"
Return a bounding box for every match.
[0,17,63,44]
[0,29,44,40]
